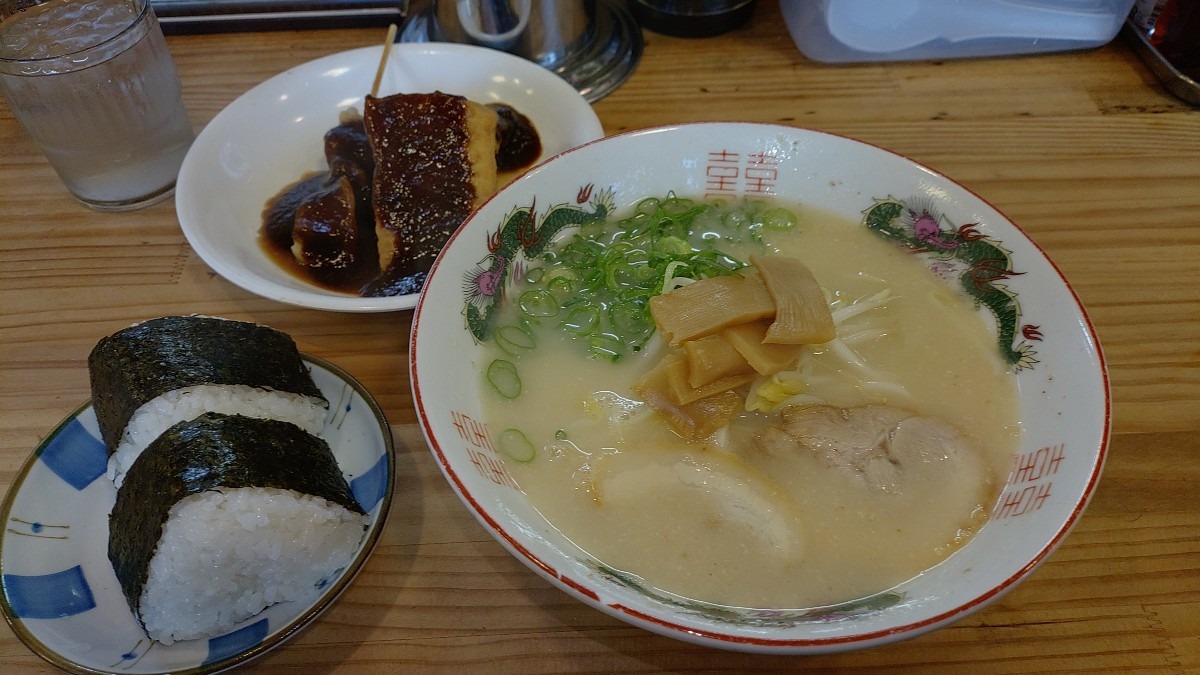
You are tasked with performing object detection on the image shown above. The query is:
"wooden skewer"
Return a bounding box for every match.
[370,23,398,99]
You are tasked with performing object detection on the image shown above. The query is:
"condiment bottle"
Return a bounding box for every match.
[1129,0,1200,78]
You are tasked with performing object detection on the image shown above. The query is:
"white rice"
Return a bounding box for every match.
[106,385,328,489]
[138,487,369,645]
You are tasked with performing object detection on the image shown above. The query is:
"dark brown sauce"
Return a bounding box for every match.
[258,172,379,294]
[490,103,541,173]
[260,99,541,298]
[262,173,326,250]
[259,234,378,295]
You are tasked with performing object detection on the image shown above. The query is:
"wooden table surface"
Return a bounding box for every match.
[2,3,1198,673]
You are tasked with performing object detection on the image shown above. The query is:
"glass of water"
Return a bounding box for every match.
[0,0,195,211]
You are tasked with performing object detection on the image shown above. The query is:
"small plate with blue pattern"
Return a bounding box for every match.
[0,355,394,674]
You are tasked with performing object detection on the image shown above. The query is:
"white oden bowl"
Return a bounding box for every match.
[176,43,603,313]
[409,123,1110,653]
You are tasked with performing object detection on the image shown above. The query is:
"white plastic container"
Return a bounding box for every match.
[781,0,1137,63]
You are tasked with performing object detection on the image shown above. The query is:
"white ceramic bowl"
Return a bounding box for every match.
[176,43,604,313]
[409,123,1110,653]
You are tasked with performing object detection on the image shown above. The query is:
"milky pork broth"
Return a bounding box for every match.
[481,195,1021,610]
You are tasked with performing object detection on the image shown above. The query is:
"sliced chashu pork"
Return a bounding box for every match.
[756,404,992,495]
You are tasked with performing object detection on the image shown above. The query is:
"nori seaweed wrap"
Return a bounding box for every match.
[88,315,327,454]
[108,412,368,643]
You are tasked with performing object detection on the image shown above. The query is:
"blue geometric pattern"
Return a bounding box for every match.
[203,618,269,665]
[3,566,96,619]
[38,419,107,491]
[350,453,389,512]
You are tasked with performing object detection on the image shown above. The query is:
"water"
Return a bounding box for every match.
[0,0,194,210]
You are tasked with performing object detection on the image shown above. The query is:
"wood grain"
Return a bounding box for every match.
[1,2,1197,672]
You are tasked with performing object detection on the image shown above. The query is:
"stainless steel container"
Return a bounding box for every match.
[400,0,642,101]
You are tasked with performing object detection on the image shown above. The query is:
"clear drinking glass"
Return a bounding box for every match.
[0,0,195,211]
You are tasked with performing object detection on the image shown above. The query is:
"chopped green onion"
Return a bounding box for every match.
[497,428,536,463]
[495,325,536,355]
[519,290,559,318]
[525,267,545,284]
[546,275,574,302]
[762,207,798,231]
[588,333,625,361]
[722,208,749,229]
[487,359,522,398]
[562,303,601,335]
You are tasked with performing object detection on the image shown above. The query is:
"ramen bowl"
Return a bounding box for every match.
[410,123,1109,653]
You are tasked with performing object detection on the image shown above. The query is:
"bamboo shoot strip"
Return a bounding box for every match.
[649,272,775,346]
[751,255,836,345]
[720,320,806,375]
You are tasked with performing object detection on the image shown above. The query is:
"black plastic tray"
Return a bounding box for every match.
[152,0,406,33]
